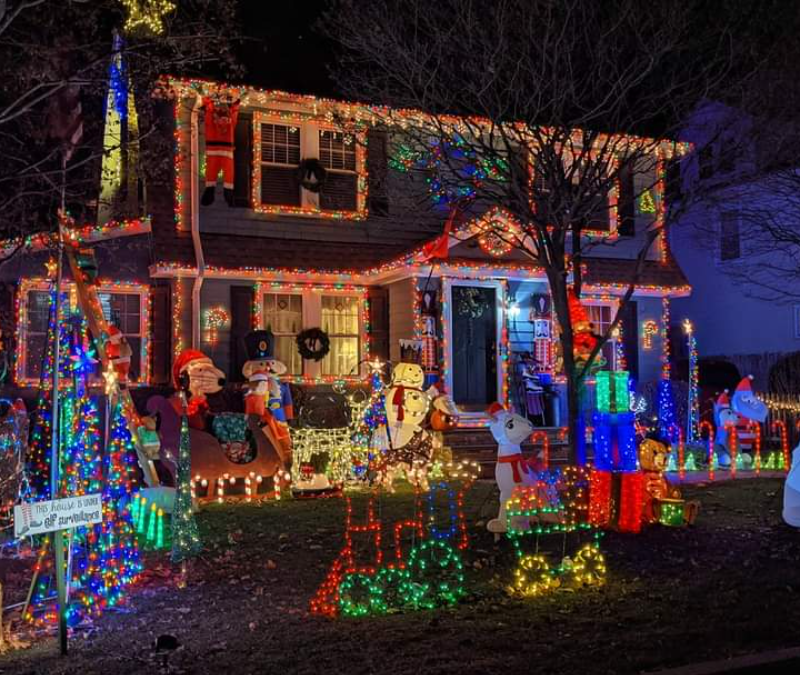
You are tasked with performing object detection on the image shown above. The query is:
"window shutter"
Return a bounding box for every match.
[367,129,389,216]
[367,287,389,362]
[587,188,611,232]
[150,284,171,385]
[320,172,358,211]
[230,285,255,384]
[618,161,636,237]
[665,159,682,206]
[232,112,252,207]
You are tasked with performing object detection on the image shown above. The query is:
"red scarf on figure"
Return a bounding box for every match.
[392,386,406,421]
[498,453,534,483]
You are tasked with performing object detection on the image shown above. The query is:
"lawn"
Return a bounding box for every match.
[2,477,800,675]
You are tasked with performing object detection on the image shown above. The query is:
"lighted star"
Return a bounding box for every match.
[103,364,119,396]
[121,0,176,36]
[45,258,58,279]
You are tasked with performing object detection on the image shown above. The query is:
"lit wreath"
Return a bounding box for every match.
[296,327,331,362]
[298,158,327,193]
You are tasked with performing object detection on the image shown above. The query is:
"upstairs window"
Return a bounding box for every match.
[319,130,358,212]
[252,112,367,219]
[586,302,618,371]
[719,212,741,261]
[259,123,302,207]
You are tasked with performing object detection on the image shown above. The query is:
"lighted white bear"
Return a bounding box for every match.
[485,402,536,534]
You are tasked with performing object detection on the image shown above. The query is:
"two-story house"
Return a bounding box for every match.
[0,77,692,433]
[671,100,800,393]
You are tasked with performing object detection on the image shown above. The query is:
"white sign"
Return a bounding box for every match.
[14,494,103,538]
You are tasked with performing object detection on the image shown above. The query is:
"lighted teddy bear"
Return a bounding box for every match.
[486,402,536,534]
[639,438,699,526]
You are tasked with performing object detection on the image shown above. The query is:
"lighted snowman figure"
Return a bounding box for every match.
[380,362,435,490]
[485,402,536,534]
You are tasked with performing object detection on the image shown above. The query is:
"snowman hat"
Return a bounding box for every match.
[735,375,755,394]
[716,390,730,407]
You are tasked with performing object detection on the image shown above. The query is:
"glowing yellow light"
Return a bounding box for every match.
[121,0,176,36]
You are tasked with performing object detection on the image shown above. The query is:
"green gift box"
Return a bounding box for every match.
[596,371,630,414]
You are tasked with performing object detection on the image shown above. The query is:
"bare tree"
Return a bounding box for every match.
[0,0,242,260]
[320,0,786,460]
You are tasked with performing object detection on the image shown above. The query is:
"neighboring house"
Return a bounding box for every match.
[671,101,800,390]
[0,77,691,428]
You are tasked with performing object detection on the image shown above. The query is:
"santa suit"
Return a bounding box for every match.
[204,99,240,190]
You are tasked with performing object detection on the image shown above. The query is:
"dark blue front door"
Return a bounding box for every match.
[452,286,497,409]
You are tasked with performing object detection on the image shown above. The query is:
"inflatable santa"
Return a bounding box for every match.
[201,97,240,207]
[171,348,226,429]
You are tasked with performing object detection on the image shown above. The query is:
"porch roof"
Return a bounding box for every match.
[150,224,689,295]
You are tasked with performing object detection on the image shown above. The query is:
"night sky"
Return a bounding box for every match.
[235,0,337,97]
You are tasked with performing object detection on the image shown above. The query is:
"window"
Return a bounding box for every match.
[259,122,302,207]
[263,293,303,374]
[587,303,617,371]
[22,290,55,382]
[98,291,144,381]
[319,130,358,211]
[16,279,150,386]
[321,295,360,376]
[719,212,741,261]
[253,111,367,219]
[699,145,714,180]
[257,286,365,379]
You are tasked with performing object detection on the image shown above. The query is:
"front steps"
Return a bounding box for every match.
[443,426,569,477]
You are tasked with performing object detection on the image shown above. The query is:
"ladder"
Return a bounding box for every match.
[62,237,160,487]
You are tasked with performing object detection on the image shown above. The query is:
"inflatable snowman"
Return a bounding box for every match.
[486,402,536,534]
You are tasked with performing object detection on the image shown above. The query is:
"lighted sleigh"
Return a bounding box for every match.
[144,394,291,500]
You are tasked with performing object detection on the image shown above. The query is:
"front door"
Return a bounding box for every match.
[451,285,497,409]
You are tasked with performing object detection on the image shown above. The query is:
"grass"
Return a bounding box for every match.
[2,477,800,675]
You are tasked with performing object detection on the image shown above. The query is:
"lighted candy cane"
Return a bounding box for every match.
[747,420,762,475]
[531,430,550,470]
[772,420,789,472]
[698,420,715,481]
[726,423,738,479]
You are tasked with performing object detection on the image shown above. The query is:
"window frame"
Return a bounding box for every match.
[261,290,304,376]
[583,298,619,372]
[319,293,362,377]
[251,111,368,220]
[254,282,368,381]
[15,278,151,387]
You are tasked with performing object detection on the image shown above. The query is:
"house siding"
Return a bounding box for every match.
[388,278,416,363]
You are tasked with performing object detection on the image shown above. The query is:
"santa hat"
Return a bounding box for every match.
[735,375,754,394]
[107,325,123,343]
[716,389,730,407]
[486,402,506,420]
[172,349,213,388]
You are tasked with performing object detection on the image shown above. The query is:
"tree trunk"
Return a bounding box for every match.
[549,270,584,465]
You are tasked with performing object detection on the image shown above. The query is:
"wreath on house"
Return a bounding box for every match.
[296,327,331,362]
[298,158,327,193]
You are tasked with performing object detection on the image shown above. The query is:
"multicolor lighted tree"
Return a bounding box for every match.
[24,325,141,627]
